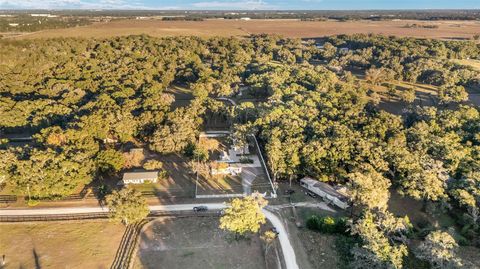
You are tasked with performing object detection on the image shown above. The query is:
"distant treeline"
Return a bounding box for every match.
[402,23,440,29]
[161,17,204,21]
[0,14,93,32]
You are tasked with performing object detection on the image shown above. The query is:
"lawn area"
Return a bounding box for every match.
[388,190,457,228]
[0,220,125,269]
[133,217,277,269]
[358,79,439,114]
[197,174,244,195]
[166,84,194,109]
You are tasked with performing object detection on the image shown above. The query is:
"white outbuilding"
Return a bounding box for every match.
[122,171,158,184]
[300,177,350,209]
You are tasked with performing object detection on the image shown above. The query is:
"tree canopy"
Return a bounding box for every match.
[220,193,268,235]
[106,187,149,225]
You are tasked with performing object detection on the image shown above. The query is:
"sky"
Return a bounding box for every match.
[0,0,479,10]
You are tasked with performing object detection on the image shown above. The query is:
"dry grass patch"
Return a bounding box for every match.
[9,19,480,40]
[134,217,273,269]
[0,220,125,269]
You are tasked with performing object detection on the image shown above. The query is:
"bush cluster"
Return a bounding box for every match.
[306,215,348,235]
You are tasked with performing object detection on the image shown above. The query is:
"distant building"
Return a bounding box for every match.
[30,14,58,18]
[240,17,251,21]
[8,23,19,27]
[103,137,118,144]
[122,171,158,184]
[130,148,143,154]
[300,177,350,209]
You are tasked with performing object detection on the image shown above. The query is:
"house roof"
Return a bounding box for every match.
[122,171,158,181]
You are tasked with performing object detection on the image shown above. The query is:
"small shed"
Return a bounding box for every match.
[122,171,158,184]
[130,148,144,154]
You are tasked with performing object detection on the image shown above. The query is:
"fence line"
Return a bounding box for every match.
[250,134,277,197]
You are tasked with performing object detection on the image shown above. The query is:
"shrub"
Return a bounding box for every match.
[158,170,169,180]
[143,160,163,170]
[123,150,145,168]
[27,199,40,207]
[306,215,348,235]
[321,216,337,233]
[306,215,321,230]
[239,157,254,164]
[184,142,208,161]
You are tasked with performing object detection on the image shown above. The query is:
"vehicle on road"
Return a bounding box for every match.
[193,206,208,212]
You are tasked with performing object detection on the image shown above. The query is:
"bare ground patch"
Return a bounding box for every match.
[133,217,278,269]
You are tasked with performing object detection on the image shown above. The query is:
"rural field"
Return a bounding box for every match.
[7,19,480,40]
[133,216,279,269]
[0,220,126,268]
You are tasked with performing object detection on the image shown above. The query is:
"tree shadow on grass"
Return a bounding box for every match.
[32,249,41,269]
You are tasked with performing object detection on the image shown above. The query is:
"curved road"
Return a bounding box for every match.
[0,203,299,269]
[263,209,299,269]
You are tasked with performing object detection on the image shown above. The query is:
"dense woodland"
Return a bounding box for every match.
[0,34,479,268]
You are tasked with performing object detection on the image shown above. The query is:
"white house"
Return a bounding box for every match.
[300,177,350,209]
[129,148,143,154]
[122,171,158,184]
[30,14,58,18]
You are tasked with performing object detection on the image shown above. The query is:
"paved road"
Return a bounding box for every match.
[0,203,299,269]
[0,204,228,215]
[270,201,336,212]
[263,209,300,269]
[216,97,237,106]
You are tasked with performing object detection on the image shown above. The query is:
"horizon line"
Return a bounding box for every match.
[1,8,480,11]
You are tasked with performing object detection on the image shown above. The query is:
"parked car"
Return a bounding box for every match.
[284,189,295,195]
[270,227,279,236]
[193,206,208,212]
